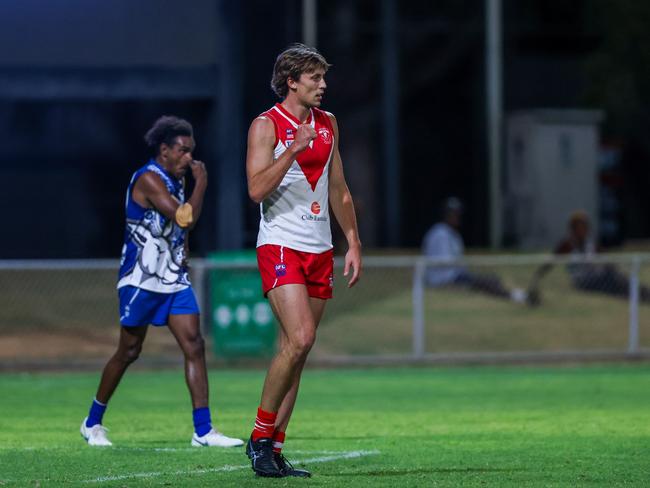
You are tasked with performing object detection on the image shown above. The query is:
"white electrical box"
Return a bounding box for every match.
[505,109,604,250]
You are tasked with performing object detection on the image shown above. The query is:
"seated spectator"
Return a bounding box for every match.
[422,197,529,304]
[528,210,650,302]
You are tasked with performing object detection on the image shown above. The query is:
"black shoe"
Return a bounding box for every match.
[526,287,542,307]
[245,437,282,477]
[275,452,312,477]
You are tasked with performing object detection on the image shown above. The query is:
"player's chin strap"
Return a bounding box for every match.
[175,203,194,228]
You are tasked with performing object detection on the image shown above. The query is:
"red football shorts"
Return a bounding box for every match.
[256,244,334,299]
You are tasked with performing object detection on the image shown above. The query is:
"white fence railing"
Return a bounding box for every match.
[193,254,650,362]
[1,254,649,365]
[409,254,650,362]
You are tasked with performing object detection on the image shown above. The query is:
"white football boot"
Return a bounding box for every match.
[191,428,244,447]
[80,417,112,446]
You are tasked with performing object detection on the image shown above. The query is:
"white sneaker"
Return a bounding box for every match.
[510,287,528,304]
[191,428,244,447]
[80,417,112,446]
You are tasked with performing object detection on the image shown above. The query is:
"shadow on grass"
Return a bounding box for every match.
[294,434,457,441]
[324,467,525,477]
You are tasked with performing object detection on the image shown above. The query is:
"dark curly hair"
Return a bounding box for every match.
[271,43,331,99]
[144,115,193,155]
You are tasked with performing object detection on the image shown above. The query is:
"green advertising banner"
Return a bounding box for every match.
[209,251,276,358]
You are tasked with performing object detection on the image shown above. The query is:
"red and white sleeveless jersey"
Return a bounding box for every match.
[256,103,336,253]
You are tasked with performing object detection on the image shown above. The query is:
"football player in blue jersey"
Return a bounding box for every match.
[80,116,242,448]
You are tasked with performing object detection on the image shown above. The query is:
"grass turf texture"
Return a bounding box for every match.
[1,366,649,486]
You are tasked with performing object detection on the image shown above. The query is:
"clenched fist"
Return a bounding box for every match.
[190,160,207,183]
[291,124,317,153]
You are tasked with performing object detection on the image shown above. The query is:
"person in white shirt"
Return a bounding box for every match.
[422,197,529,304]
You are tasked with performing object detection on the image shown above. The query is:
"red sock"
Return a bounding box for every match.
[272,430,285,454]
[252,407,277,441]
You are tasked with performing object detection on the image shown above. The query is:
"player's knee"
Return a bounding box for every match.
[120,343,143,364]
[183,334,205,360]
[286,330,315,362]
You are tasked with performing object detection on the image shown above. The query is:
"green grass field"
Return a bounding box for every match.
[1,365,650,486]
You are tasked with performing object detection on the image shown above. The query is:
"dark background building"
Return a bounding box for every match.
[0,0,648,258]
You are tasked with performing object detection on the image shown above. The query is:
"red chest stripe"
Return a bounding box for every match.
[264,104,334,191]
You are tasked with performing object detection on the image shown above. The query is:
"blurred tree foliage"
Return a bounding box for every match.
[583,0,650,237]
[584,1,650,139]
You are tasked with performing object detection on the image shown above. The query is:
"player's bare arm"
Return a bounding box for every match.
[327,113,362,287]
[528,240,575,291]
[132,165,207,229]
[246,116,316,203]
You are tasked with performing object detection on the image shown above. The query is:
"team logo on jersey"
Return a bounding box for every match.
[311,201,321,214]
[275,263,287,277]
[123,210,187,288]
[286,129,294,140]
[318,127,332,144]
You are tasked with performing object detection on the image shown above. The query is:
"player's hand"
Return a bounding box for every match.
[190,160,207,183]
[291,124,317,154]
[344,244,362,288]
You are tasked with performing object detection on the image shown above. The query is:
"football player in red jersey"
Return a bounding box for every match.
[245,44,362,477]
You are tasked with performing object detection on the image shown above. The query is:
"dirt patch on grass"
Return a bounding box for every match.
[0,326,182,360]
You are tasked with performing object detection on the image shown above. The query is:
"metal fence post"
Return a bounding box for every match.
[191,259,209,337]
[412,258,426,359]
[628,256,641,355]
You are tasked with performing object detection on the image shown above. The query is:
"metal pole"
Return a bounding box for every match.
[191,259,209,337]
[412,258,426,359]
[215,0,245,249]
[628,256,640,355]
[486,0,503,248]
[302,0,317,47]
[381,0,401,246]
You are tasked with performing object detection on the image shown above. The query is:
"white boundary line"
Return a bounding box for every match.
[2,446,355,455]
[82,449,380,483]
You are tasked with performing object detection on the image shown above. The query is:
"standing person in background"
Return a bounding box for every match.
[423,197,533,304]
[245,44,362,477]
[80,116,243,449]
